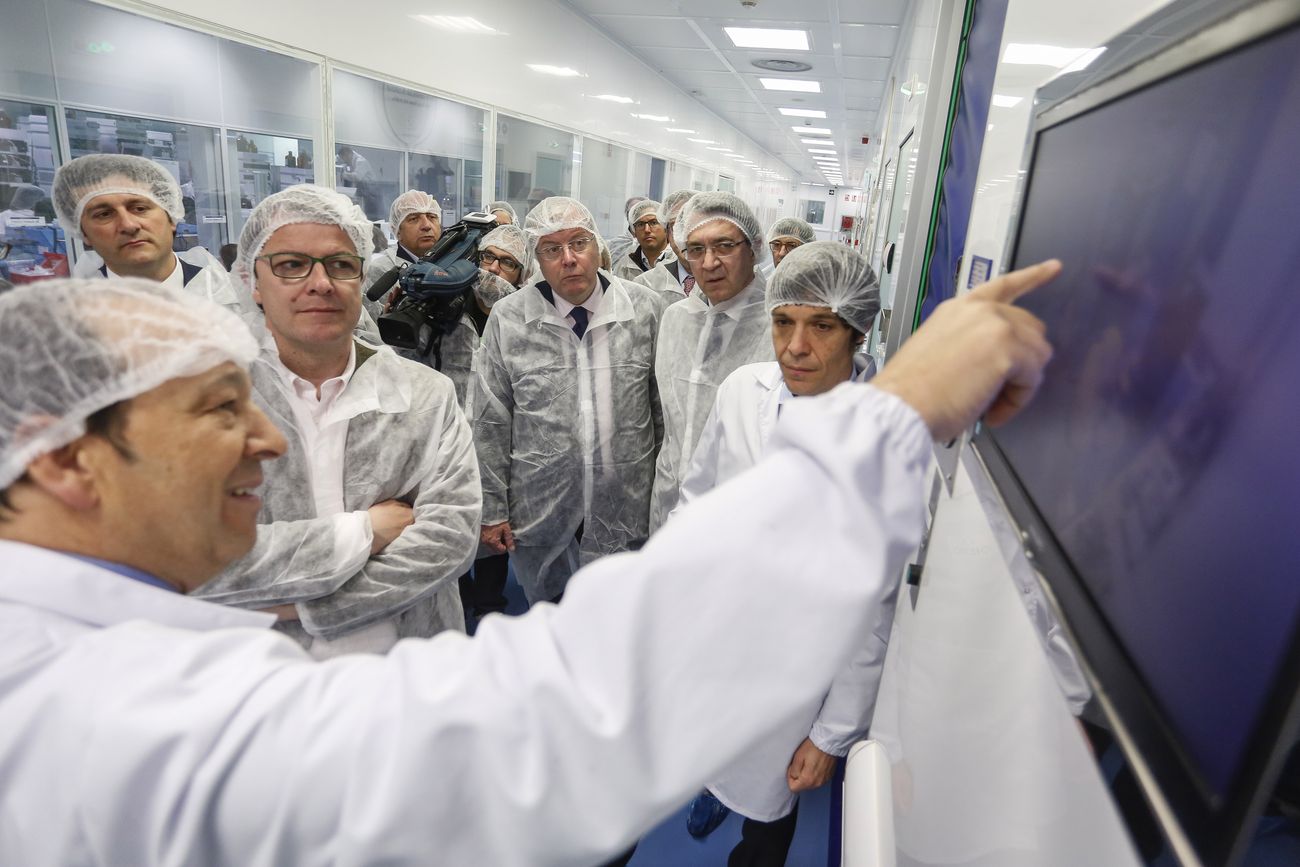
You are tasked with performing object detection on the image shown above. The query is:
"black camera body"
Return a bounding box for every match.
[373,211,500,367]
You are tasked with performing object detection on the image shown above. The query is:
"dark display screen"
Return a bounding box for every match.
[992,22,1300,797]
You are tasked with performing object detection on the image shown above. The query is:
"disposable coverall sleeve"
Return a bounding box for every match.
[77,384,932,867]
[473,311,514,525]
[296,398,482,640]
[197,512,374,608]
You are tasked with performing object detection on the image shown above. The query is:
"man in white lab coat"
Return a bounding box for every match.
[674,243,884,863]
[0,259,1060,867]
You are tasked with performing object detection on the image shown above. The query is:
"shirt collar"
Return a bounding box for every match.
[273,342,358,403]
[537,273,606,320]
[0,541,275,631]
[65,553,177,593]
[107,253,183,288]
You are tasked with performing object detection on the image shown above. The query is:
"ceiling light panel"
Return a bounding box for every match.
[807,148,837,154]
[1002,43,1097,67]
[780,108,828,118]
[793,126,833,135]
[759,78,822,93]
[724,27,810,51]
[800,138,836,145]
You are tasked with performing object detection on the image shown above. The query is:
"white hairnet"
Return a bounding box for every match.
[486,200,518,224]
[674,191,763,256]
[474,271,518,308]
[659,189,696,226]
[769,217,816,245]
[627,199,661,227]
[389,190,441,230]
[523,197,599,246]
[765,241,881,334]
[233,185,374,302]
[0,277,258,489]
[478,224,535,279]
[52,154,184,241]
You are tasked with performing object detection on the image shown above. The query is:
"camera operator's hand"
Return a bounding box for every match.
[368,499,415,556]
[871,259,1060,442]
[481,522,516,554]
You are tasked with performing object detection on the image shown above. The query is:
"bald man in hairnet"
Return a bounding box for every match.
[193,184,481,657]
[0,253,1062,865]
[474,196,665,605]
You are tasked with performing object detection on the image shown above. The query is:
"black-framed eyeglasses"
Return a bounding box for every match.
[632,218,661,231]
[769,240,804,253]
[480,250,522,272]
[256,252,365,281]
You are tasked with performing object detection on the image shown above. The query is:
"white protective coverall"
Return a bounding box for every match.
[76,245,242,311]
[648,270,775,532]
[194,339,480,649]
[0,381,929,867]
[675,356,881,819]
[612,247,674,284]
[634,258,691,314]
[473,271,663,603]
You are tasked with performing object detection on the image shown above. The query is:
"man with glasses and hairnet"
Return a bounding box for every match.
[676,243,885,861]
[767,216,817,268]
[633,189,698,309]
[473,196,664,605]
[612,199,675,283]
[0,253,1063,865]
[52,153,239,309]
[192,185,481,657]
[648,192,777,533]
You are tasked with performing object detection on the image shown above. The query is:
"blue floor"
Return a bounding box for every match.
[467,561,837,867]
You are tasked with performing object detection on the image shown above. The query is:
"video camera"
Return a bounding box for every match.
[367,211,500,369]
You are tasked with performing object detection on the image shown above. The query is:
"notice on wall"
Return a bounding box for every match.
[201,215,227,224]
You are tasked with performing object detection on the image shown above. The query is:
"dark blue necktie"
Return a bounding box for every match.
[570,305,589,339]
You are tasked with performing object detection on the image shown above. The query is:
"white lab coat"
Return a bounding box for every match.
[612,248,674,284]
[0,381,929,867]
[676,357,885,821]
[633,259,690,316]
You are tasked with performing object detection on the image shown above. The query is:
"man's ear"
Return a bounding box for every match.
[23,439,106,511]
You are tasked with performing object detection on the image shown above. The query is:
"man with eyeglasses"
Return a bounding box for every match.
[52,153,240,309]
[474,196,663,606]
[362,189,444,318]
[647,192,776,533]
[767,216,816,268]
[612,199,675,283]
[194,185,481,658]
[634,189,698,310]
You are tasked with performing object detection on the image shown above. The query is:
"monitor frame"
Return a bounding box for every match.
[970,2,1300,865]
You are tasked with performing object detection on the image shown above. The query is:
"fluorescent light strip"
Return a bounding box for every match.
[724,27,809,51]
[800,138,835,145]
[807,148,837,154]
[592,94,634,104]
[1002,43,1096,68]
[631,113,671,122]
[780,108,827,118]
[706,146,732,152]
[666,128,696,133]
[688,138,717,144]
[793,126,832,134]
[528,64,585,77]
[760,77,821,93]
[414,15,500,34]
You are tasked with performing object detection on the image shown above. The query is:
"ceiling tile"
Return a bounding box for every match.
[592,15,704,49]
[840,24,902,56]
[840,56,891,80]
[639,46,730,73]
[841,0,911,25]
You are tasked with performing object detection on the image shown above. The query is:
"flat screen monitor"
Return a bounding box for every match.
[972,3,1300,864]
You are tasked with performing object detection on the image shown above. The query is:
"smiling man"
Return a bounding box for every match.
[52,154,240,309]
[674,242,884,860]
[194,185,481,658]
[647,192,777,533]
[474,196,663,605]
